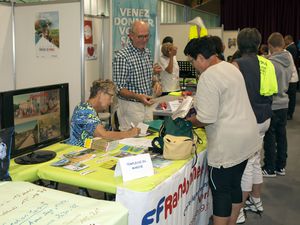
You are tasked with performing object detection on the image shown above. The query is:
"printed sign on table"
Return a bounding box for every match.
[116,150,212,225]
[115,153,154,182]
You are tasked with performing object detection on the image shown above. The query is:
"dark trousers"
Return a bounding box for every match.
[263,108,288,171]
[287,82,297,117]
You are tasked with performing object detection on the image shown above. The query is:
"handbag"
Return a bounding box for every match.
[163,134,194,160]
[151,116,193,154]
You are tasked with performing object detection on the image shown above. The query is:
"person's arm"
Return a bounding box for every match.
[186,115,209,128]
[119,88,154,106]
[94,123,140,140]
[165,56,174,74]
[164,47,177,74]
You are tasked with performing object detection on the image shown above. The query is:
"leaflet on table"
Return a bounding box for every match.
[119,145,147,154]
[84,137,119,151]
[151,157,172,168]
[119,137,153,148]
[97,156,118,170]
[145,119,164,131]
[51,148,96,171]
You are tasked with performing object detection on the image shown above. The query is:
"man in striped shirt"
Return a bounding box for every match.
[113,20,161,130]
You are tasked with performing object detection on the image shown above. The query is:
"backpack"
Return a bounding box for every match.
[0,127,14,181]
[151,116,193,154]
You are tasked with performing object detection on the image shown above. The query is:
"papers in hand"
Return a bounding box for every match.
[171,96,193,119]
[137,122,149,136]
[168,100,181,112]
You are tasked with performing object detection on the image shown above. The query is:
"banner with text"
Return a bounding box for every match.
[116,150,212,225]
[112,0,157,58]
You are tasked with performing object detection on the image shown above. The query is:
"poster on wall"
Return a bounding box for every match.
[84,20,93,44]
[84,20,96,60]
[35,11,59,58]
[227,37,237,49]
[112,0,157,59]
[85,44,97,60]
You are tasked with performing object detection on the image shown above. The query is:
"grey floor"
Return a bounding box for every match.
[244,92,300,225]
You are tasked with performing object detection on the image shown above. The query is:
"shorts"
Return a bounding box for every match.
[241,152,263,191]
[241,119,270,191]
[209,160,247,217]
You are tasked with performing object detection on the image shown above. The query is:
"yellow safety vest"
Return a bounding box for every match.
[257,55,278,96]
[189,25,208,40]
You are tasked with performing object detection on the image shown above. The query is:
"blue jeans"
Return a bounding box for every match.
[263,108,288,171]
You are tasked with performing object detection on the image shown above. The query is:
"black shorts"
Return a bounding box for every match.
[208,160,248,217]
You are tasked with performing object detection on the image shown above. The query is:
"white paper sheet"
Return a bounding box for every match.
[119,138,153,147]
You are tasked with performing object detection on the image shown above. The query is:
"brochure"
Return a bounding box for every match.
[151,155,173,168]
[51,148,96,171]
[171,96,193,119]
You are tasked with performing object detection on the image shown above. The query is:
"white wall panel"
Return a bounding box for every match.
[14,2,81,114]
[0,4,14,91]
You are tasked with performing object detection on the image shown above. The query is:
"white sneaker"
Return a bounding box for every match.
[244,196,263,213]
[276,168,286,176]
[236,208,246,224]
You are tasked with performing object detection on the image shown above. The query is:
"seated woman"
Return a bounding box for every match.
[69,79,140,146]
[159,43,180,95]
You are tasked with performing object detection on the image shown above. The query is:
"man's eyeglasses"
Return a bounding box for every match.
[135,33,150,40]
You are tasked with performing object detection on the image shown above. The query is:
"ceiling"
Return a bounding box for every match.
[168,0,220,15]
[1,0,221,15]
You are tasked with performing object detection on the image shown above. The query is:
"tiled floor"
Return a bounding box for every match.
[244,92,300,225]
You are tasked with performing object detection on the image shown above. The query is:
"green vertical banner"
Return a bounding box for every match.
[112,0,157,58]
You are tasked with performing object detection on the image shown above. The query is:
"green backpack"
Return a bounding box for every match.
[151,116,193,154]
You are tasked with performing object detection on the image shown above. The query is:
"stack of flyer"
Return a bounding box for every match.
[171,96,193,119]
[84,137,119,151]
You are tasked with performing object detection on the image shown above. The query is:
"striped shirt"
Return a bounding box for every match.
[113,42,153,101]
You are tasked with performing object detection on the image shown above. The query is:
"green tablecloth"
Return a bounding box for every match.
[9,129,207,194]
[9,143,82,182]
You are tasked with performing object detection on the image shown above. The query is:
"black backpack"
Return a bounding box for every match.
[0,127,14,181]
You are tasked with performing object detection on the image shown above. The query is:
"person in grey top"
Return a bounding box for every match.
[262,32,293,177]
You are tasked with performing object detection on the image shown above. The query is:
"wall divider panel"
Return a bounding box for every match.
[14,1,82,113]
[0,3,14,91]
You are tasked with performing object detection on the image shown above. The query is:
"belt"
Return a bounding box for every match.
[117,96,139,102]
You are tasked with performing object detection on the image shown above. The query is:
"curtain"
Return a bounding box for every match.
[221,0,300,44]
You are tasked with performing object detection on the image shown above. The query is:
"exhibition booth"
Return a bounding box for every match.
[0,1,243,224]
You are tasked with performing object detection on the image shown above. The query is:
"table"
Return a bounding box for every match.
[9,143,82,182]
[9,129,212,225]
[0,181,128,225]
[117,150,212,225]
